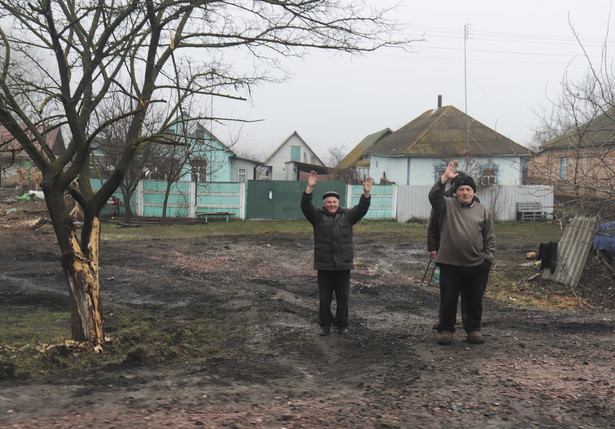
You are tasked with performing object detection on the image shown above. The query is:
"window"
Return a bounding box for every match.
[238,168,246,183]
[191,159,208,183]
[290,146,301,162]
[479,165,497,185]
[559,157,568,178]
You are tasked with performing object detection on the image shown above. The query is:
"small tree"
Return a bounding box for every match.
[528,18,615,219]
[530,74,615,218]
[91,97,163,218]
[0,0,408,344]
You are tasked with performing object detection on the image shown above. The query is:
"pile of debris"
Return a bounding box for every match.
[527,216,615,310]
[0,189,48,229]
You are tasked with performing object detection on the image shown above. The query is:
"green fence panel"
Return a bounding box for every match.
[350,184,394,219]
[142,180,191,217]
[90,178,136,216]
[196,182,241,217]
[246,180,347,220]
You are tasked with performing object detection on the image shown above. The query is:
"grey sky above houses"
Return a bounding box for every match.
[213,0,615,162]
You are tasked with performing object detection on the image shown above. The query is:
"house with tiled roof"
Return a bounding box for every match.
[366,103,532,186]
[336,128,392,181]
[528,107,615,202]
[0,126,65,189]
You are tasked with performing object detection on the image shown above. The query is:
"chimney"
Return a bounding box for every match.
[437,95,442,108]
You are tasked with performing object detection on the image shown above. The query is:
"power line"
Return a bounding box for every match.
[396,25,610,66]
[409,25,610,47]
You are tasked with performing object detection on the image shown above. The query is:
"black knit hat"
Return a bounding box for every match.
[322,191,340,200]
[453,175,476,193]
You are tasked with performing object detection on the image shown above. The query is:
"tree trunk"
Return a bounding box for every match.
[60,217,104,344]
[120,184,136,218]
[121,190,134,218]
[162,180,172,218]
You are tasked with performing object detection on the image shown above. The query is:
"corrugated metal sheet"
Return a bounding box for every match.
[367,106,532,157]
[542,216,598,287]
[397,185,434,220]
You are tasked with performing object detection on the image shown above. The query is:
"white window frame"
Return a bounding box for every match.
[238,167,247,183]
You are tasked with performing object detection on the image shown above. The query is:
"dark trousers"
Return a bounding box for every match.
[317,269,350,328]
[436,261,491,333]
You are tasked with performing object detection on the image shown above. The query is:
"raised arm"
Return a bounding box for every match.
[305,170,318,194]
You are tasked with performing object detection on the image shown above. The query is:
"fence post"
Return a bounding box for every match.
[239,181,246,220]
[189,181,196,218]
[345,183,351,208]
[136,180,144,216]
[392,184,398,220]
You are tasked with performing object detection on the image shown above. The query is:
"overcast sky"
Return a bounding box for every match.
[214,0,615,163]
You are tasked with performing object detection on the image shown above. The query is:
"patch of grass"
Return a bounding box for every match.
[488,265,592,311]
[102,218,564,244]
[101,218,443,243]
[0,308,71,346]
[493,220,564,246]
[0,308,71,379]
[0,305,249,380]
[101,219,314,240]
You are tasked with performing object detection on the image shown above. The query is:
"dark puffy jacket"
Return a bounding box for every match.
[301,192,370,270]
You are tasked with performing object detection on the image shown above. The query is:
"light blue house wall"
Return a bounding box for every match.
[166,119,235,183]
[369,156,408,185]
[201,128,234,182]
[370,155,525,186]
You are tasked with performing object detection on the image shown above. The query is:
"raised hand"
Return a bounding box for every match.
[363,176,375,194]
[441,160,459,184]
[307,170,318,188]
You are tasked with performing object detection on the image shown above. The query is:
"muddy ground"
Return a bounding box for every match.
[1,195,615,428]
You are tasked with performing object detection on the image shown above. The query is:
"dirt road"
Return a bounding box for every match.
[1,210,614,428]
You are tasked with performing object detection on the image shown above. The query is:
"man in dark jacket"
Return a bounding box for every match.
[301,170,374,336]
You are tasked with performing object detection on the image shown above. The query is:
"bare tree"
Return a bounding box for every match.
[146,116,230,218]
[0,0,408,344]
[325,144,348,167]
[527,14,615,220]
[91,97,165,218]
[529,70,615,219]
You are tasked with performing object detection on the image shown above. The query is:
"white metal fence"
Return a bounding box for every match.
[396,184,554,222]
